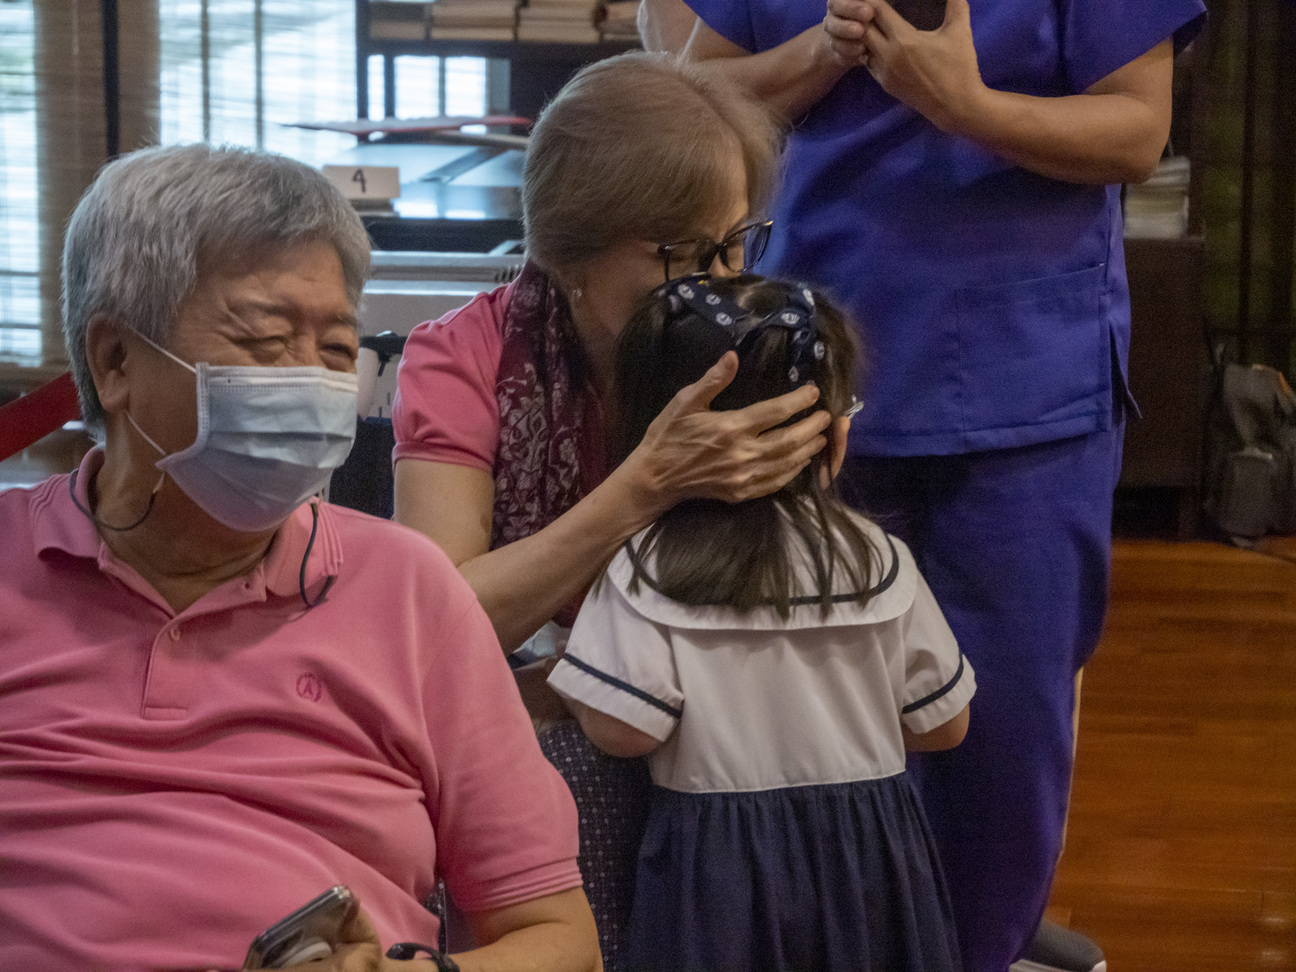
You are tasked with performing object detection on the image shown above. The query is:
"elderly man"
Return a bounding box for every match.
[0,145,599,972]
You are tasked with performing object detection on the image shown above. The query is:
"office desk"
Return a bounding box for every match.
[327,141,524,252]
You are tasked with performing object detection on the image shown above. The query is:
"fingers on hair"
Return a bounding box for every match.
[617,275,879,619]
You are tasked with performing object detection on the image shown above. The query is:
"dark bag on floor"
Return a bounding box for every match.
[1203,362,1296,539]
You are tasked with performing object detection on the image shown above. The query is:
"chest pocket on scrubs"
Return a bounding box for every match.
[955,263,1108,440]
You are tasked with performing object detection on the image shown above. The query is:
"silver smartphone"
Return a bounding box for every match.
[243,886,359,970]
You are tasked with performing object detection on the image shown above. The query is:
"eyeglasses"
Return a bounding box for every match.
[657,220,773,282]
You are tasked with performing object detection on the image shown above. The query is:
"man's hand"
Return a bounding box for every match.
[822,0,874,68]
[851,0,985,132]
[280,907,419,971]
[837,0,1172,184]
[216,907,430,972]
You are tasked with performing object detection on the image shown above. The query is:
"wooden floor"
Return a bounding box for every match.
[1047,540,1296,972]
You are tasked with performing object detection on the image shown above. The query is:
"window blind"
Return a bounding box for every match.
[0,0,489,368]
[0,1,39,362]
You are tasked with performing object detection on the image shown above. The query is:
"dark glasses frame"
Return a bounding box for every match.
[656,220,774,283]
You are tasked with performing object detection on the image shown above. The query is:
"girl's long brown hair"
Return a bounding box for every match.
[612,276,880,619]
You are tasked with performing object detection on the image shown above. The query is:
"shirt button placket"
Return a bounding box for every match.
[142,623,193,719]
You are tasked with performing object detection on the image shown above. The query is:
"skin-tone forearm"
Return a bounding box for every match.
[902,704,970,752]
[291,893,600,972]
[944,68,1172,185]
[690,0,1174,186]
[395,352,830,653]
[842,0,1173,184]
[456,889,601,972]
[637,0,699,55]
[464,460,682,653]
[683,16,861,121]
[564,698,661,759]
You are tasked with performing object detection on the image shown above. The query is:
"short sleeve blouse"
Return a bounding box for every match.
[549,517,974,792]
[391,282,515,472]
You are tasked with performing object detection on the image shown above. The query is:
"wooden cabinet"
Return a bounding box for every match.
[355,2,637,121]
[1118,235,1206,535]
[1114,30,1209,538]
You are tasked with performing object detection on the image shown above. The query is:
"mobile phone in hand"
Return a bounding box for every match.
[244,886,358,969]
[888,0,946,30]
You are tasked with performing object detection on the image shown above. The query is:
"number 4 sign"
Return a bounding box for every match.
[323,165,401,201]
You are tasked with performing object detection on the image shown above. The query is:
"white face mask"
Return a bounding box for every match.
[128,333,358,532]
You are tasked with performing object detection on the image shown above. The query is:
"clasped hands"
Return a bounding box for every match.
[822,0,985,132]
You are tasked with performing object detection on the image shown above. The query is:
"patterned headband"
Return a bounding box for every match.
[662,275,825,390]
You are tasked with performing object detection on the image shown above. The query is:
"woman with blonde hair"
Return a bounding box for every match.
[392,53,830,967]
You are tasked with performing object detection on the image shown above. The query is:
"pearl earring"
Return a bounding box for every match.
[570,287,583,303]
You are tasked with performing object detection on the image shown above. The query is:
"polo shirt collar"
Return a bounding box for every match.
[262,499,344,601]
[33,447,342,605]
[31,447,109,560]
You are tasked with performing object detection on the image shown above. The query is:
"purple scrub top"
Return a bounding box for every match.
[687,0,1206,457]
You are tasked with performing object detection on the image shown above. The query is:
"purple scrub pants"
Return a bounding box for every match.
[841,419,1124,972]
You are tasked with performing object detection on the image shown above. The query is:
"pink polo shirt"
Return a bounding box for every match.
[391,281,512,471]
[0,450,581,971]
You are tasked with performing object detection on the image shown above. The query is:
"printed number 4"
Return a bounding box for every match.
[352,169,367,194]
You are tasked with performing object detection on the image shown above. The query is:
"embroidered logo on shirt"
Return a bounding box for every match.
[296,673,325,702]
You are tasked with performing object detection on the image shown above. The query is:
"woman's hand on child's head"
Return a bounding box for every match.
[627,351,832,514]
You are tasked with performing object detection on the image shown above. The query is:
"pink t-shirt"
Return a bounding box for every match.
[392,282,514,471]
[0,450,581,971]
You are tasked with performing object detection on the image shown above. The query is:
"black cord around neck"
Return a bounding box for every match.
[299,500,336,609]
[71,468,333,609]
[68,467,160,532]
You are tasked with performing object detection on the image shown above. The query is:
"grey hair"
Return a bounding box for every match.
[62,144,372,433]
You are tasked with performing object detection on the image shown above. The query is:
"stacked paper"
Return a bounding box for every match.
[368,1,430,41]
[429,0,518,40]
[518,0,601,43]
[1124,156,1190,239]
[599,0,639,39]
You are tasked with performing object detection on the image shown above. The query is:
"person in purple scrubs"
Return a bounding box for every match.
[638,1,1205,970]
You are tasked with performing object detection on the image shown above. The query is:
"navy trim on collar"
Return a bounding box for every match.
[787,533,900,606]
[625,531,900,610]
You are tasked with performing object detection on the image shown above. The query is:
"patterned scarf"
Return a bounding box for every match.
[492,262,606,567]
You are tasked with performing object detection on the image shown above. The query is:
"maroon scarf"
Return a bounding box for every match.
[492,262,606,566]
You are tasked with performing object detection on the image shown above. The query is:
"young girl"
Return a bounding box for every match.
[547,275,973,972]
